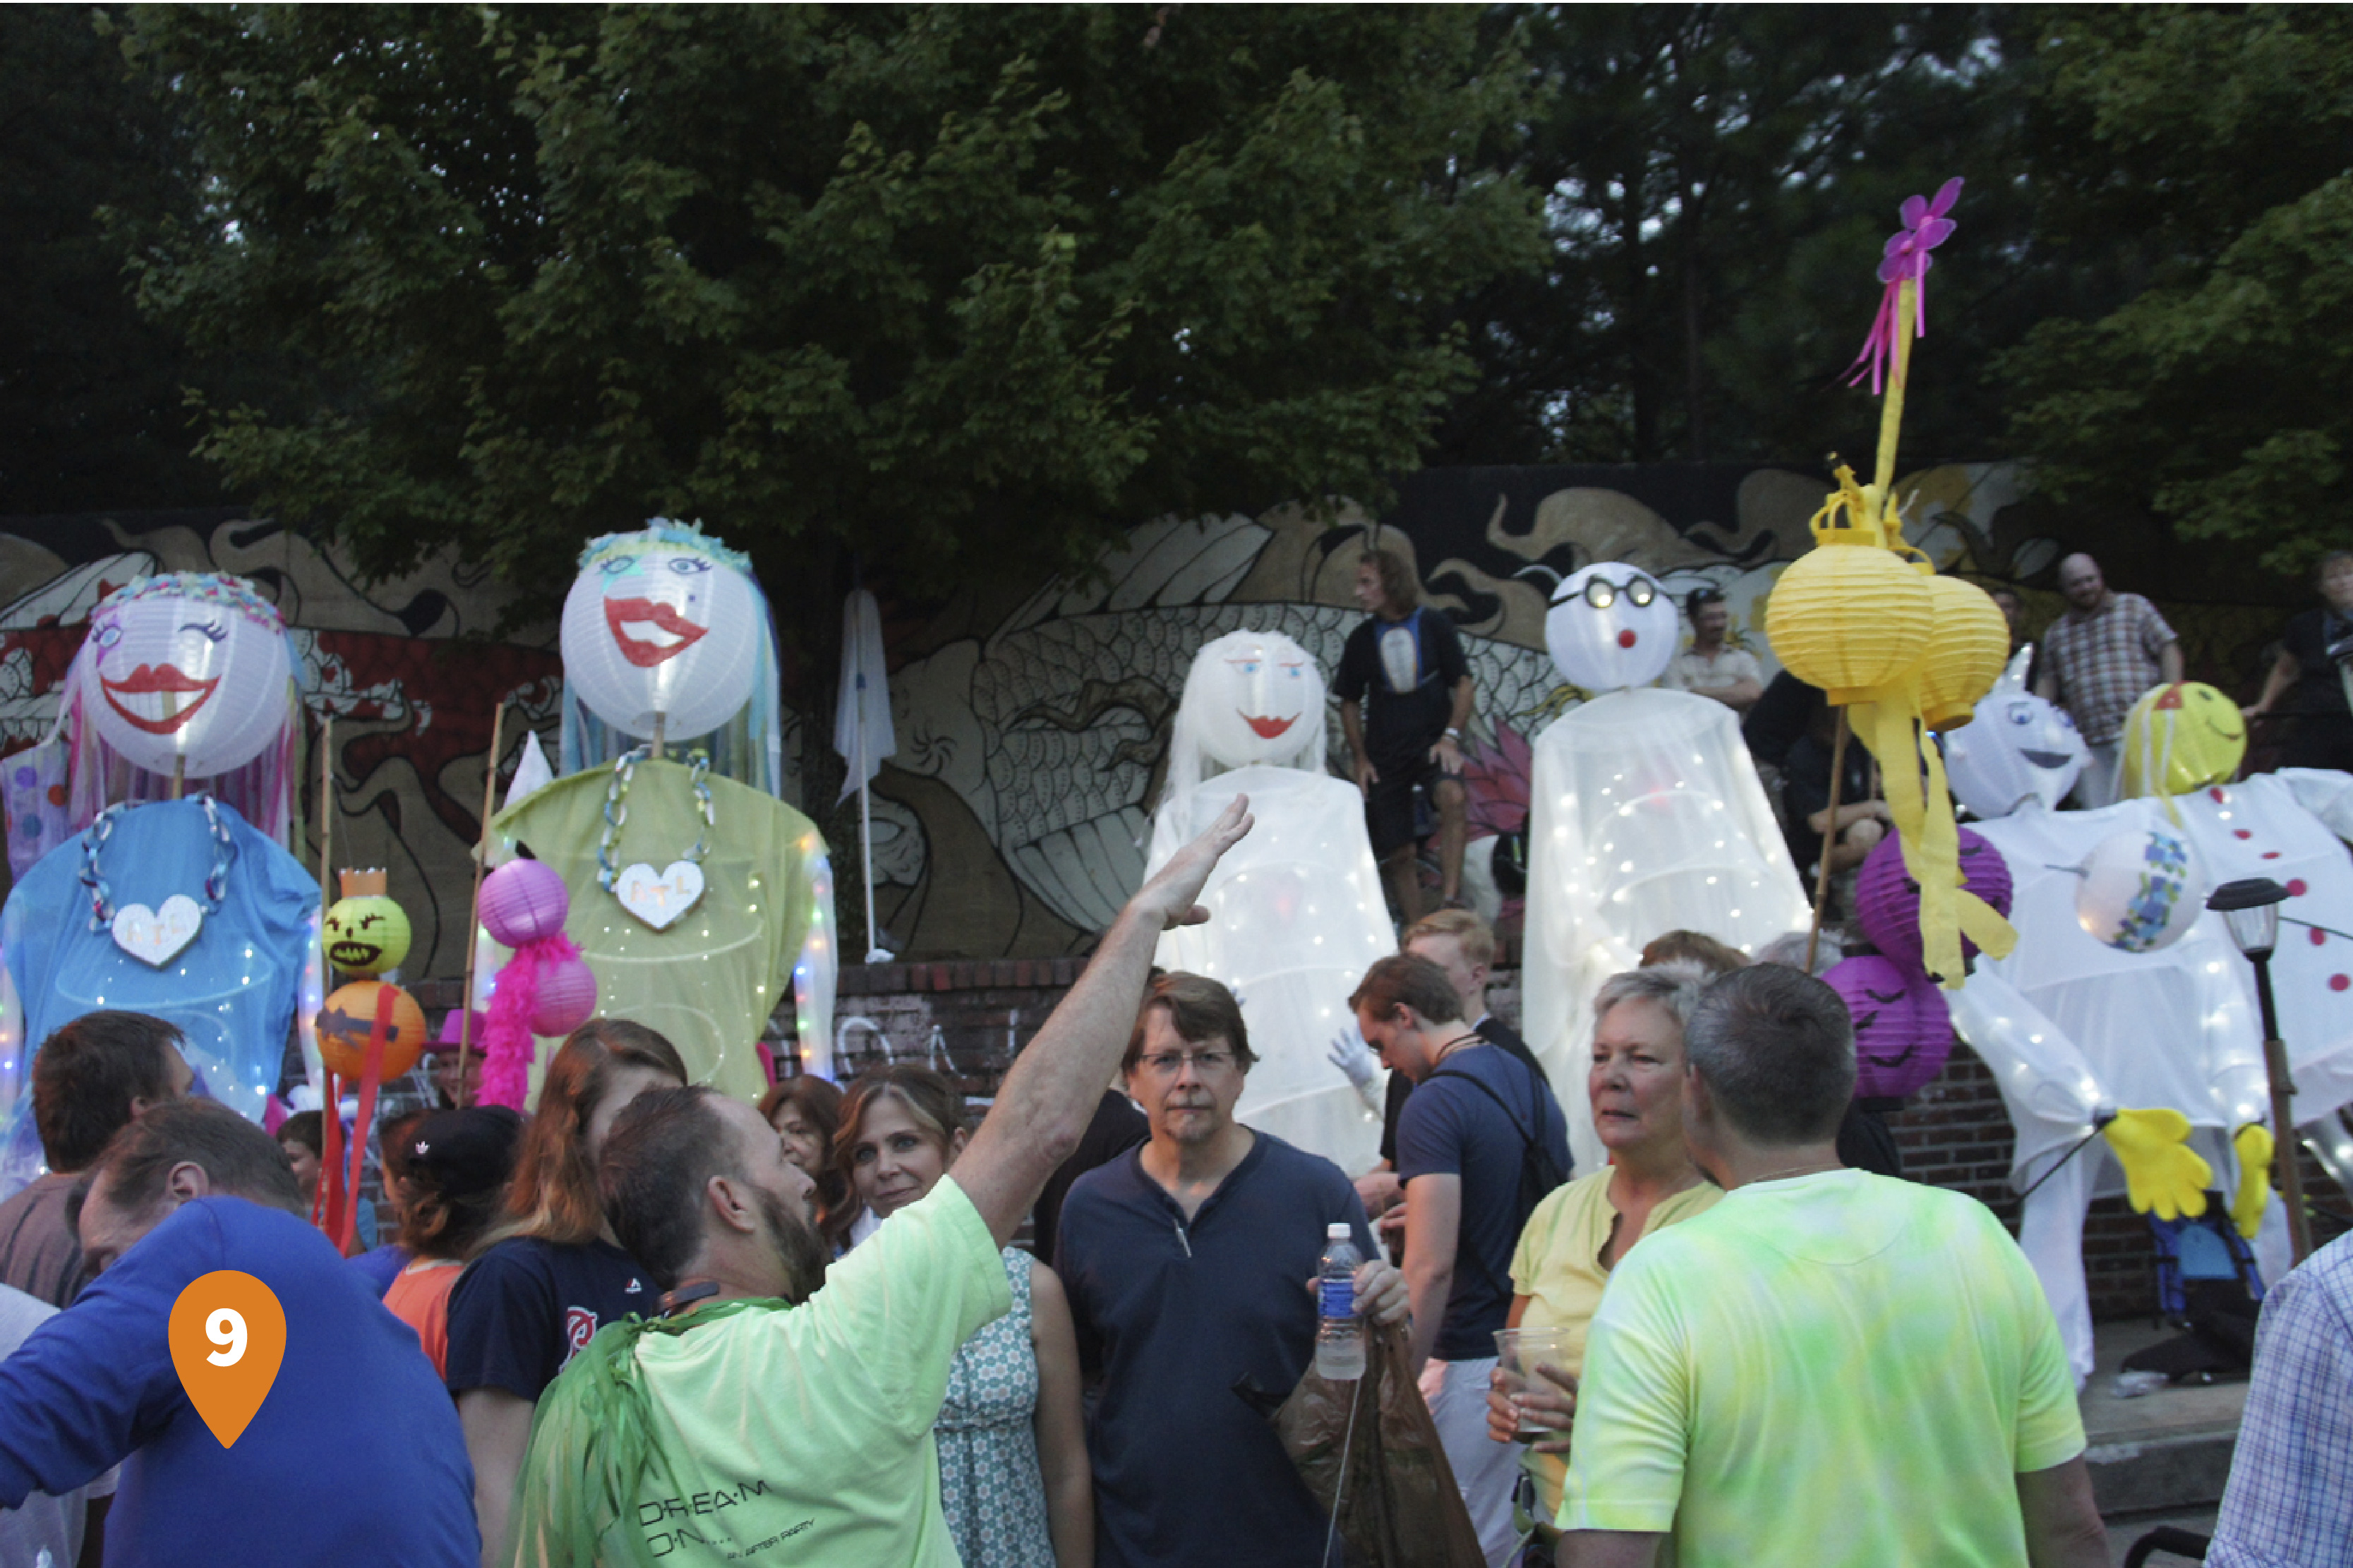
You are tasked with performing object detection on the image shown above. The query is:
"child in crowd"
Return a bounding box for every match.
[838,1065,1093,1568]
[381,1105,524,1378]
[277,1109,380,1255]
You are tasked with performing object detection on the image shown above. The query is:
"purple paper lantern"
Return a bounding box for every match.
[480,858,571,948]
[529,953,599,1038]
[1853,828,2015,975]
[1827,953,1955,1099]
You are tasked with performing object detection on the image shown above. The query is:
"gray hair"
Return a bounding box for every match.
[1593,964,1706,1039]
[1753,929,1843,979]
[1685,965,1855,1145]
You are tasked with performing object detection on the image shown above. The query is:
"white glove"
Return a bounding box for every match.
[1327,1024,1385,1113]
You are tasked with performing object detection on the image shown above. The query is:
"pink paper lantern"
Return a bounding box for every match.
[530,953,598,1038]
[1853,828,2014,975]
[1828,953,1955,1100]
[481,858,571,948]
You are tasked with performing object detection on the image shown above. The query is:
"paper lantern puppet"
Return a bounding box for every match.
[2119,682,2248,802]
[474,857,600,1109]
[1143,629,1394,1175]
[1853,826,2014,974]
[1520,564,1811,1172]
[1542,565,1680,694]
[1946,723,2282,1380]
[8,574,305,876]
[0,795,322,1195]
[318,980,429,1080]
[323,869,413,977]
[1943,652,2088,821]
[2073,824,2206,953]
[558,521,788,797]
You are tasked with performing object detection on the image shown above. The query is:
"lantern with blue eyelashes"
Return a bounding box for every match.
[1941,659,2088,820]
[73,573,295,780]
[560,521,763,743]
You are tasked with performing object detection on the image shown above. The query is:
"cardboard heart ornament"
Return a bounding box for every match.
[614,862,705,931]
[114,894,205,967]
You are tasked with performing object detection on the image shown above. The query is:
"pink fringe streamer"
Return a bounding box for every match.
[478,932,583,1110]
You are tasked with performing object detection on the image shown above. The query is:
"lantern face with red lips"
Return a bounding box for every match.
[560,524,762,741]
[1546,565,1680,693]
[74,574,294,778]
[1182,629,1323,770]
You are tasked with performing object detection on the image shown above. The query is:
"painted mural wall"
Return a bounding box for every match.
[1,462,2294,977]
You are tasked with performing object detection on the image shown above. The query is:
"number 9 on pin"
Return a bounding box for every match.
[167,1270,287,1448]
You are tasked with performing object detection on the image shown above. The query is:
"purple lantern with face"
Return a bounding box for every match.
[1853,828,2014,976]
[1827,953,1955,1099]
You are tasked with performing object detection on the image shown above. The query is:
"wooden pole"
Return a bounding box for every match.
[651,713,666,761]
[2252,953,2314,1264]
[456,701,505,1111]
[318,714,335,939]
[1804,707,1850,974]
[170,754,186,802]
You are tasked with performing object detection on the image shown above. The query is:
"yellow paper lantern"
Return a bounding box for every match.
[318,981,429,1080]
[2119,682,2248,798]
[1763,541,1932,704]
[1916,577,2011,732]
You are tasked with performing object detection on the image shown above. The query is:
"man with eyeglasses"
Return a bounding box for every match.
[1054,972,1406,1568]
[1661,587,1764,714]
[1335,544,1476,923]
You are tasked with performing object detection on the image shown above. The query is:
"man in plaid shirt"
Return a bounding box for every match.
[2035,553,2182,807]
[2208,1231,2353,1567]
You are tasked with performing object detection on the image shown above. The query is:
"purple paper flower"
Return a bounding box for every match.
[1848,176,1964,394]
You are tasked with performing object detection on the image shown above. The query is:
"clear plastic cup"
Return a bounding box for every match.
[1493,1327,1574,1442]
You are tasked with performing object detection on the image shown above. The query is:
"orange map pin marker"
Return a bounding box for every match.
[168,1270,287,1448]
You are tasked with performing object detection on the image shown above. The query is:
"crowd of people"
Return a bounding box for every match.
[5,550,2353,1568]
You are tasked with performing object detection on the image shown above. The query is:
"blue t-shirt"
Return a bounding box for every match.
[1055,1132,1375,1568]
[444,1235,653,1401]
[1397,1041,1572,1362]
[0,1196,476,1567]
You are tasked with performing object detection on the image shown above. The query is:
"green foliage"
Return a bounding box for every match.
[1434,4,2038,469]
[117,4,1540,617]
[1997,6,2353,573]
[0,6,223,510]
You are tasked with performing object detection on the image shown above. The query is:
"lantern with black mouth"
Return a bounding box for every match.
[323,869,412,978]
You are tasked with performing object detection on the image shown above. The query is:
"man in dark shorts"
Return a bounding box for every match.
[1334,545,1474,924]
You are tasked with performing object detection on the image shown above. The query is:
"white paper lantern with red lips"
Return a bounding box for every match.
[1184,629,1323,771]
[75,575,294,778]
[560,529,762,740]
[1545,564,1680,692]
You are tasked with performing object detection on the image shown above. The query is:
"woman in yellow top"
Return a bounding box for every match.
[1486,963,1724,1549]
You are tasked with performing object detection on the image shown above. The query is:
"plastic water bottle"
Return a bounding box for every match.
[1316,1222,1366,1380]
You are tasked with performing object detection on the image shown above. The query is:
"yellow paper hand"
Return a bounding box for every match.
[2100,1109,2212,1221]
[2229,1123,2275,1241]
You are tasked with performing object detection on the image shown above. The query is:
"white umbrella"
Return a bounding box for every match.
[834,589,896,962]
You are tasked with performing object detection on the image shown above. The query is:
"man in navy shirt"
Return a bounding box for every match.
[1356,953,1570,1567]
[0,1099,476,1567]
[1056,974,1407,1568]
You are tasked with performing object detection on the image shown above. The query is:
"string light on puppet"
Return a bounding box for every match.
[0,577,318,1195]
[1762,177,2015,982]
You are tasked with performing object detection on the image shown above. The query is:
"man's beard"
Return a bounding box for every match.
[757,1184,829,1303]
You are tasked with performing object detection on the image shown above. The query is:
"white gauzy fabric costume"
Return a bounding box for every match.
[1520,566,1810,1174]
[1143,629,1393,1174]
[1946,675,2283,1382]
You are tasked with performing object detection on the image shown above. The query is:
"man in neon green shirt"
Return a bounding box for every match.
[1555,964,2108,1568]
[504,798,1260,1567]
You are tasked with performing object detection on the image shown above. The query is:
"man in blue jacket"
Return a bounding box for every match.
[0,1098,477,1566]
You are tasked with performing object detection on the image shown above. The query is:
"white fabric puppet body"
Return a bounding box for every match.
[1519,566,1810,1174]
[1143,629,1392,1175]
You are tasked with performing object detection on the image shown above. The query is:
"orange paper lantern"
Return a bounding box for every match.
[318,981,429,1080]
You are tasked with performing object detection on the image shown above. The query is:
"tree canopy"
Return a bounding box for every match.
[1996,6,2353,574]
[115,4,1539,617]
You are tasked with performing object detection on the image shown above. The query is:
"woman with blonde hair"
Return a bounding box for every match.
[838,1065,1093,1568]
[444,1018,686,1565]
[1487,965,1723,1560]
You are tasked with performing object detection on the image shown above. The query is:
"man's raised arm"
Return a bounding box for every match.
[953,797,1253,1245]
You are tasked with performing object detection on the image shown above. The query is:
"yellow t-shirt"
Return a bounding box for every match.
[1558,1170,2085,1567]
[1508,1168,1723,1520]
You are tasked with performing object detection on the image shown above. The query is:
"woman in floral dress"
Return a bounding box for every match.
[840,1065,1093,1567]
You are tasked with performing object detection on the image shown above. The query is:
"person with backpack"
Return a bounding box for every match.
[1354,953,1571,1567]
